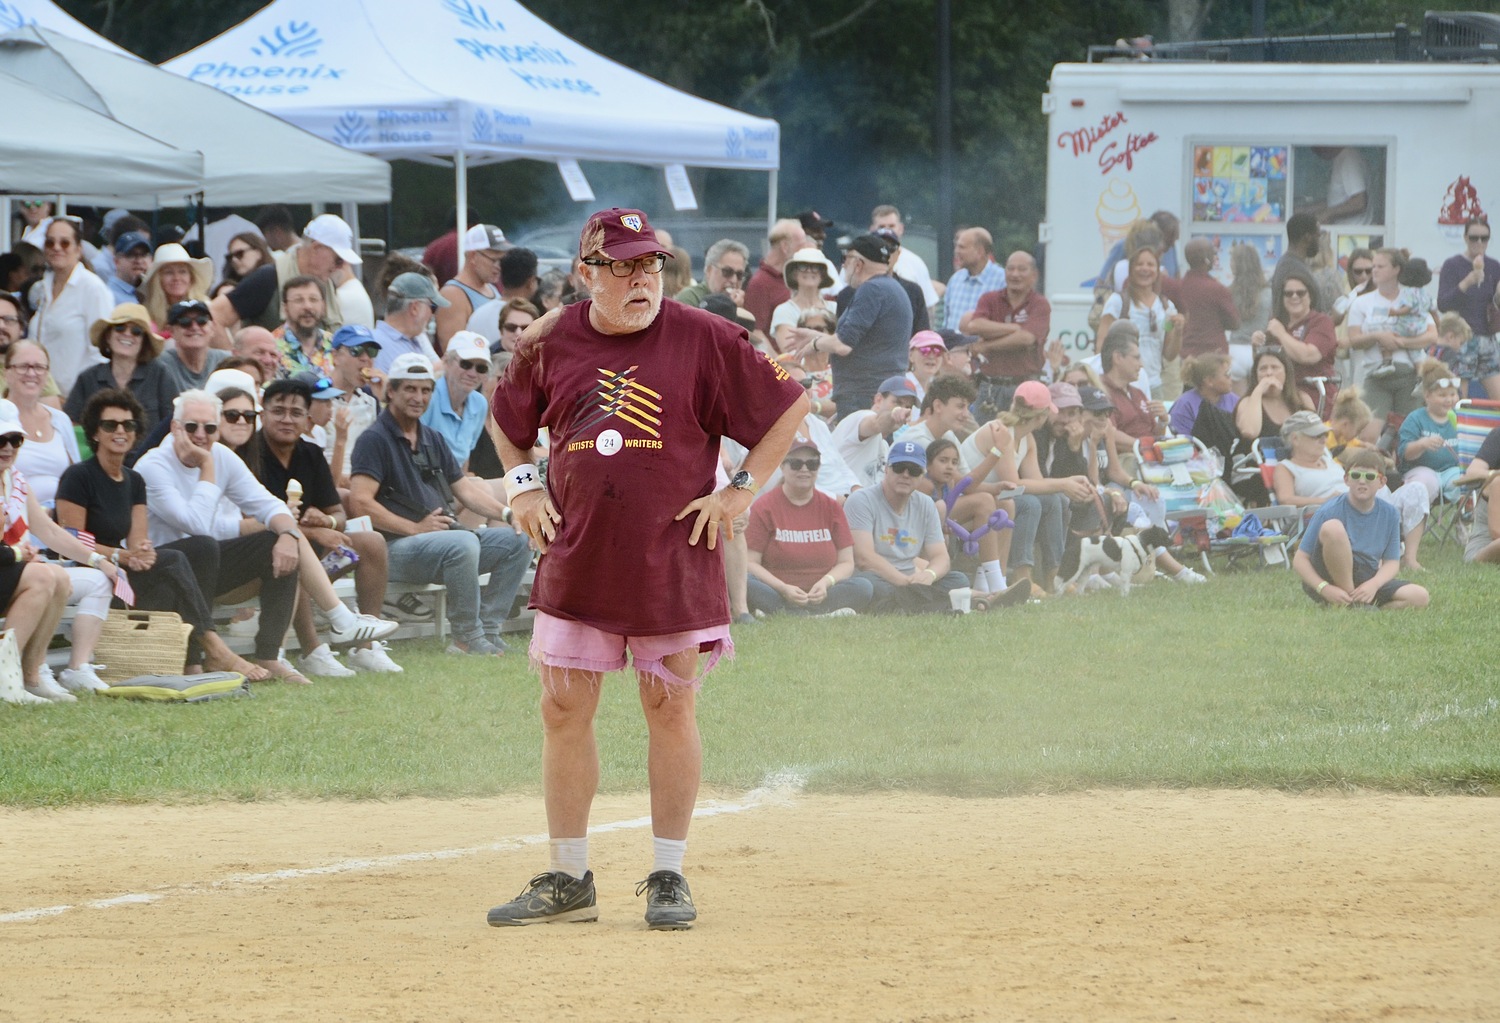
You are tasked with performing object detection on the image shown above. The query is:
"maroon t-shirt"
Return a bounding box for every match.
[1287,311,1339,405]
[972,289,1051,379]
[745,487,853,590]
[1165,269,1239,358]
[493,299,804,635]
[1105,379,1157,441]
[744,259,790,336]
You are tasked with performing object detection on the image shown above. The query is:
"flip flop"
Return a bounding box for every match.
[255,659,313,686]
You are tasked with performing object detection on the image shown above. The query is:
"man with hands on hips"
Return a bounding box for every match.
[488,207,807,931]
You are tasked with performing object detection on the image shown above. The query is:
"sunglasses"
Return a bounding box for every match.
[97,419,140,434]
[1469,234,1491,243]
[1347,469,1382,483]
[714,265,746,280]
[914,346,945,357]
[0,432,24,449]
[344,343,380,359]
[1432,377,1462,390]
[20,200,46,210]
[890,463,924,477]
[228,247,254,260]
[784,458,821,472]
[1282,288,1309,299]
[457,359,489,373]
[1254,344,1284,358]
[1349,266,1373,276]
[174,316,211,328]
[182,421,218,436]
[221,409,258,424]
[111,325,146,338]
[500,321,529,333]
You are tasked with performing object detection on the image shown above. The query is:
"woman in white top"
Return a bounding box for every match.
[1096,247,1184,401]
[30,218,113,395]
[1345,247,1438,441]
[5,341,79,510]
[769,248,836,354]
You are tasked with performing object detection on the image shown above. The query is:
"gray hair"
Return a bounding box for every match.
[704,238,749,269]
[172,388,222,422]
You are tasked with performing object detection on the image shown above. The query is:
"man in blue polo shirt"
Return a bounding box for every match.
[420,330,490,469]
[373,272,447,373]
[347,352,530,655]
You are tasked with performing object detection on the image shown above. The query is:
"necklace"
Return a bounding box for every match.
[20,405,47,439]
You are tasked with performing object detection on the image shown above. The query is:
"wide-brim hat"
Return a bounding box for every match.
[782,247,837,290]
[90,303,165,359]
[142,243,213,296]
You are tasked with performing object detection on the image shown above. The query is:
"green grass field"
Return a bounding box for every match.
[3,548,1497,807]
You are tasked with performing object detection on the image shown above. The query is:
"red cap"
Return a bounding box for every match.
[578,207,669,262]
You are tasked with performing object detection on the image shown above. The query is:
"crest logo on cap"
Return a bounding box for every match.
[620,214,643,233]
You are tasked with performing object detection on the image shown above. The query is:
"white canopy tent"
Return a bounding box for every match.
[164,0,781,249]
[0,25,390,205]
[0,66,203,199]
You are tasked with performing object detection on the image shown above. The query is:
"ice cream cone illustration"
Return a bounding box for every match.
[1097,179,1141,254]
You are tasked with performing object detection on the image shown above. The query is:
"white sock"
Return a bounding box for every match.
[325,603,356,633]
[549,837,589,880]
[652,836,687,876]
[980,560,1005,593]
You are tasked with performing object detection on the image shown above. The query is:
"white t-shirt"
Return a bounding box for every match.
[1345,288,1418,378]
[467,298,503,347]
[31,267,113,395]
[769,298,835,348]
[725,414,860,498]
[1102,291,1177,389]
[832,410,889,490]
[336,276,375,329]
[1326,148,1373,226]
[14,406,80,510]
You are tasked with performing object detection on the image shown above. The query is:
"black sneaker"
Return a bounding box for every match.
[636,870,696,930]
[486,871,598,926]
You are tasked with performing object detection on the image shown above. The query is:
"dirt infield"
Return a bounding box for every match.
[1,789,1496,1022]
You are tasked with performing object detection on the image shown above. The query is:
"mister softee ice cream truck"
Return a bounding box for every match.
[1041,60,1500,353]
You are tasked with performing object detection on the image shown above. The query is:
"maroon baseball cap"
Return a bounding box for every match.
[578,207,671,262]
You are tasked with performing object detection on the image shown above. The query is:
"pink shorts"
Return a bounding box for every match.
[529,612,733,691]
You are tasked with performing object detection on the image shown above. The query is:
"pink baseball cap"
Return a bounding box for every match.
[1048,381,1082,409]
[908,330,947,351]
[578,207,671,262]
[1014,379,1058,414]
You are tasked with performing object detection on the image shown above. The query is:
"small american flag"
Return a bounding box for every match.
[114,570,135,607]
[65,527,96,551]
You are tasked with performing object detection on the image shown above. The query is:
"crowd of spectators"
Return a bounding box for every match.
[11,194,1500,701]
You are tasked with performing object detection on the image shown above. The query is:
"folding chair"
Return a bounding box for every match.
[1429,400,1500,550]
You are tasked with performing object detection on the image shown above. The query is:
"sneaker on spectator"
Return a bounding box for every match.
[36,662,58,687]
[384,593,434,622]
[347,642,404,673]
[298,643,355,678]
[482,632,511,654]
[447,635,505,656]
[227,609,260,637]
[1174,567,1208,584]
[636,870,697,930]
[59,664,109,693]
[812,607,856,618]
[27,675,77,702]
[487,871,598,927]
[326,613,399,646]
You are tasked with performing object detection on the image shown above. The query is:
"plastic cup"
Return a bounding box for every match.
[948,587,973,614]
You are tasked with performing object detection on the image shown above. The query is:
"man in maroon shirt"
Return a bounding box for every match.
[961,251,1051,419]
[1161,238,1239,359]
[1100,326,1165,456]
[743,217,807,335]
[488,207,807,932]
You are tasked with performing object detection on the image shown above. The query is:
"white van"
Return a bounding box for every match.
[1041,60,1500,353]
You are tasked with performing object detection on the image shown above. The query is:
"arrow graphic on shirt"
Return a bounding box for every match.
[573,366,663,438]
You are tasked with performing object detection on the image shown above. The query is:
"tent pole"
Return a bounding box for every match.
[767,169,778,239]
[455,149,468,272]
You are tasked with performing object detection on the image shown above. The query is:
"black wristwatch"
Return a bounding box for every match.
[729,470,756,493]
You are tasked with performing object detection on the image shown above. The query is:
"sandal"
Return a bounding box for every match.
[254,659,313,686]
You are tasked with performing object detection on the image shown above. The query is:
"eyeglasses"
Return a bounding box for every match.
[228,247,254,261]
[1432,377,1462,390]
[581,253,666,277]
[1282,288,1309,299]
[8,362,49,376]
[500,321,529,333]
[343,343,380,359]
[712,265,746,281]
[914,346,945,357]
[264,407,305,421]
[182,421,218,436]
[1346,469,1382,482]
[0,433,24,449]
[456,359,488,373]
[1469,234,1491,243]
[783,458,821,472]
[174,316,211,328]
[890,463,924,477]
[112,324,146,338]
[97,419,140,434]
[221,409,259,424]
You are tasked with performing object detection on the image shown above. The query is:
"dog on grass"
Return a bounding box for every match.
[1059,526,1175,596]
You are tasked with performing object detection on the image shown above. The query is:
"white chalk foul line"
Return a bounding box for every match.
[0,773,808,925]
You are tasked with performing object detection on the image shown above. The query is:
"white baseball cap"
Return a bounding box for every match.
[386,352,437,382]
[205,367,263,411]
[446,331,491,367]
[0,399,22,437]
[303,214,362,265]
[462,224,509,253]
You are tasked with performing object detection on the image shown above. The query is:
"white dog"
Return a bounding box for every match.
[1060,526,1175,596]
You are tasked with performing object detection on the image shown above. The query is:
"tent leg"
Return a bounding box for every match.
[341,202,361,249]
[767,169,778,239]
[455,150,468,273]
